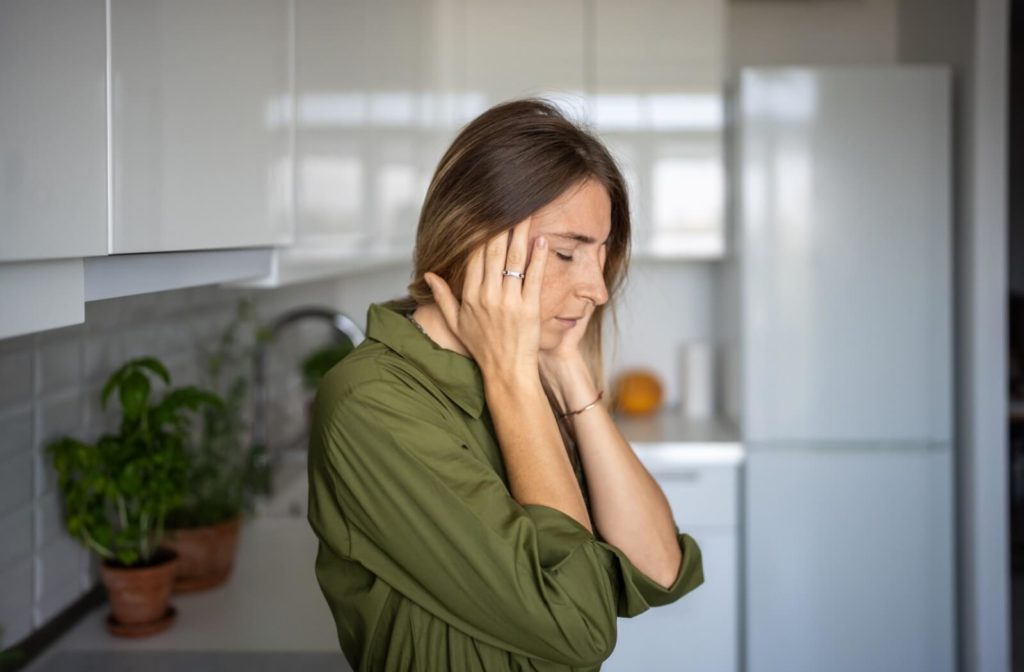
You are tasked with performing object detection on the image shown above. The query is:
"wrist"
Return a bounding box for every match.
[482,365,542,396]
[541,355,598,412]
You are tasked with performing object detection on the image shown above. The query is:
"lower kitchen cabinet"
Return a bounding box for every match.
[743,445,955,672]
[604,525,738,672]
[603,442,742,672]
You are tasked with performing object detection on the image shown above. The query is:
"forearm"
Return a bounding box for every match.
[545,356,682,588]
[483,368,593,533]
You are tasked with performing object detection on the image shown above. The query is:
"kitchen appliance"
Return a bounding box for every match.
[730,66,955,672]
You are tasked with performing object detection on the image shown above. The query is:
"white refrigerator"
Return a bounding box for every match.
[729,66,956,672]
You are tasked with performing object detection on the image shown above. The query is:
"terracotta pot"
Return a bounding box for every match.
[100,547,178,637]
[163,515,242,593]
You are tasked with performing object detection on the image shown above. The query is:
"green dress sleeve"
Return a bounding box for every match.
[311,374,704,669]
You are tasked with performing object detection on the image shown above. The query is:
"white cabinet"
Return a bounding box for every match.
[612,525,738,672]
[109,0,292,253]
[0,0,107,339]
[232,0,435,287]
[458,0,587,122]
[603,439,742,672]
[292,0,430,254]
[591,0,727,258]
[0,0,107,262]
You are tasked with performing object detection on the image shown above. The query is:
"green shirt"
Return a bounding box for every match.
[306,300,704,671]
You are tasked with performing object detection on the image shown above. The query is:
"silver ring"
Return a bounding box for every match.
[502,269,525,279]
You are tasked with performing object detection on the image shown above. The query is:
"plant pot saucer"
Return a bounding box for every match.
[106,605,177,638]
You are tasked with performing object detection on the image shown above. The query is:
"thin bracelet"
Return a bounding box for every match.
[559,390,604,418]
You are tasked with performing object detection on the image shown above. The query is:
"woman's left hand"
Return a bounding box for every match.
[537,301,597,412]
[540,300,595,363]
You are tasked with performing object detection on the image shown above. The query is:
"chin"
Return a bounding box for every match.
[538,328,563,351]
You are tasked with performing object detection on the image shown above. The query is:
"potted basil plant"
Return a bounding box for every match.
[46,357,223,637]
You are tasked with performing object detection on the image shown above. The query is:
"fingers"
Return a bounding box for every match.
[523,235,547,309]
[503,216,531,301]
[482,229,509,302]
[424,272,457,333]
[462,243,484,306]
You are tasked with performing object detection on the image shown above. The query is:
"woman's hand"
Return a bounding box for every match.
[537,300,597,413]
[424,216,549,379]
[539,300,594,363]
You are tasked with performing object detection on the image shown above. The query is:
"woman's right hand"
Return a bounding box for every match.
[424,216,549,379]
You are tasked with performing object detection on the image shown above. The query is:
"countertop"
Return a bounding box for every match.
[614,404,744,470]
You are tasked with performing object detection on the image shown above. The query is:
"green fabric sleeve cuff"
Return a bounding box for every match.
[603,529,705,613]
[521,503,705,616]
[521,503,596,569]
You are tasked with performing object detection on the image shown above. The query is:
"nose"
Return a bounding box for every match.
[576,256,609,307]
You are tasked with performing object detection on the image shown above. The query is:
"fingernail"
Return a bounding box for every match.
[538,237,547,248]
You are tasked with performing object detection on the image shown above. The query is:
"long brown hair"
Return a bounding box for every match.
[384,97,632,491]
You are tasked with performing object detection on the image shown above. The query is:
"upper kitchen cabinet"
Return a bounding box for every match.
[292,0,431,255]
[234,0,433,287]
[591,0,726,258]
[0,0,108,262]
[457,0,587,123]
[109,0,292,254]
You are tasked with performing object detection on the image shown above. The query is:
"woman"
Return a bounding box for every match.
[307,98,704,672]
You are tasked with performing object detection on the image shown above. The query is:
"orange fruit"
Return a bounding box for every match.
[613,369,663,416]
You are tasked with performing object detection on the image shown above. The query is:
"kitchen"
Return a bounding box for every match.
[0,1,1012,671]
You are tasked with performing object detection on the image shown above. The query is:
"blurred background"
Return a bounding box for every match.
[0,0,1013,670]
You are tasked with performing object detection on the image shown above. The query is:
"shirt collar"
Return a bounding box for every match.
[364,301,486,419]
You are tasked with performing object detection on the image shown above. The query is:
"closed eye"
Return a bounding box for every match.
[555,252,574,262]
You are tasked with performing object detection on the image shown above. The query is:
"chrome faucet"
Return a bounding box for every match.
[250,306,365,470]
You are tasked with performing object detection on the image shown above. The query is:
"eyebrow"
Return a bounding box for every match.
[550,232,610,245]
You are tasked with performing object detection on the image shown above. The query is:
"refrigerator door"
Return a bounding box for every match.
[736,67,952,443]
[744,442,955,672]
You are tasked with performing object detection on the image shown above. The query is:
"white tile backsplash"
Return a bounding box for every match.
[0,557,34,646]
[0,406,33,461]
[35,491,63,550]
[0,507,34,572]
[36,532,86,601]
[36,336,82,396]
[0,348,33,409]
[0,453,33,513]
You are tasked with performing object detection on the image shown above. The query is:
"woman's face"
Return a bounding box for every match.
[522,177,612,350]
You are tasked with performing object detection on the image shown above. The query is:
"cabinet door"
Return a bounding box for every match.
[110,0,292,253]
[603,525,738,672]
[294,0,430,256]
[0,0,107,261]
[591,0,726,258]
[738,68,952,442]
[459,0,587,122]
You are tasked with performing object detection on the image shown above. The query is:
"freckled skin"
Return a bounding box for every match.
[523,178,611,351]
